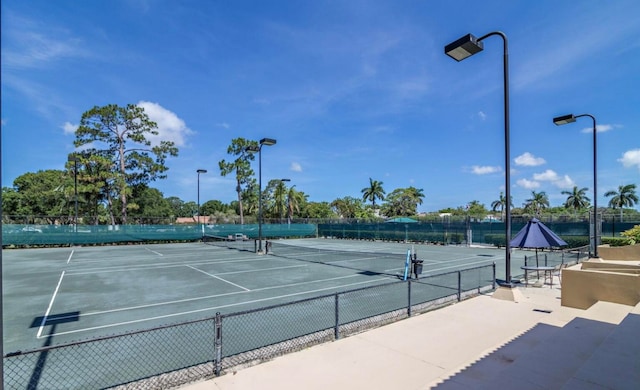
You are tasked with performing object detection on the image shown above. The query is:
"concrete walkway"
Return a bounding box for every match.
[181,285,639,390]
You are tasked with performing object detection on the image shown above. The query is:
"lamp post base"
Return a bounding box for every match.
[492,284,524,302]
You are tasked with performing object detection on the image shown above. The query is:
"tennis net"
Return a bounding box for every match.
[265,240,406,279]
[202,234,256,252]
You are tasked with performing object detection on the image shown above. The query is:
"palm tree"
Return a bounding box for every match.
[491,192,508,221]
[361,178,386,209]
[286,186,307,223]
[605,184,638,222]
[524,191,549,217]
[405,186,425,208]
[561,186,590,218]
[273,180,288,222]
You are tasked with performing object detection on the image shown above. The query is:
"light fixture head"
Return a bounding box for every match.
[445,33,484,61]
[260,138,277,146]
[281,178,291,182]
[68,155,79,162]
[553,114,576,126]
[197,169,207,174]
[245,145,260,152]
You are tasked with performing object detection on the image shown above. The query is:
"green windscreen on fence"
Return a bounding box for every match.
[3,220,636,247]
[2,223,317,246]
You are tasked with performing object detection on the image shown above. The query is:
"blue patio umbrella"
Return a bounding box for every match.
[510,218,568,266]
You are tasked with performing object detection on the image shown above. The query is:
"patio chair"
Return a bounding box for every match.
[552,261,569,286]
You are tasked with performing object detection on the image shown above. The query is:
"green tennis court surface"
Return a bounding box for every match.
[2,238,519,355]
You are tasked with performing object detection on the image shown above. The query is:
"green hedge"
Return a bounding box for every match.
[484,234,589,248]
[601,237,635,247]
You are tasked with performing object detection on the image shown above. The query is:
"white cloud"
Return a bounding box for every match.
[580,124,618,134]
[517,179,540,189]
[290,162,303,172]
[137,101,193,147]
[2,14,88,70]
[478,111,487,121]
[533,169,559,181]
[471,165,501,175]
[514,152,546,166]
[61,121,77,135]
[554,175,576,189]
[618,149,640,171]
[532,169,575,188]
[216,122,230,129]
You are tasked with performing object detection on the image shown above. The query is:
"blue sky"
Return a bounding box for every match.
[2,0,639,213]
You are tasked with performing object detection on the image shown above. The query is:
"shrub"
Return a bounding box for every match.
[484,234,589,249]
[601,237,635,246]
[620,225,640,245]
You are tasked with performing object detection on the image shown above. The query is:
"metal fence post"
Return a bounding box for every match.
[492,262,496,290]
[334,294,340,340]
[457,271,462,301]
[407,279,412,317]
[214,312,222,376]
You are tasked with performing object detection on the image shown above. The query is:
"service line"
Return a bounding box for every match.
[186,265,250,292]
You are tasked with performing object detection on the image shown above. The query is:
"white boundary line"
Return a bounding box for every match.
[186,265,250,291]
[37,271,65,339]
[145,247,164,256]
[66,250,74,264]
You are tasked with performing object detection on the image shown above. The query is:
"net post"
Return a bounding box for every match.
[214,312,222,376]
[457,270,462,301]
[334,294,340,340]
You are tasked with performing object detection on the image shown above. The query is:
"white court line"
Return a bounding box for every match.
[59,273,377,320]
[145,247,164,256]
[37,271,65,339]
[186,265,250,291]
[66,250,74,264]
[46,276,389,337]
[66,256,283,275]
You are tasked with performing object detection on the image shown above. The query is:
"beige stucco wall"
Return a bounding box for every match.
[561,268,640,310]
[597,244,640,261]
[581,262,640,272]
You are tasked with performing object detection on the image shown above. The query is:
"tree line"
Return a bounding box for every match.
[2,104,638,225]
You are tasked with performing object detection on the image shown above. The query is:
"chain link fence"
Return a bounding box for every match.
[3,263,495,389]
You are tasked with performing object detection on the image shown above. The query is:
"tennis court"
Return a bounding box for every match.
[2,238,516,354]
[4,238,551,388]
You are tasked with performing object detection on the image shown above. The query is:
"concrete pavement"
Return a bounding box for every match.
[181,285,638,390]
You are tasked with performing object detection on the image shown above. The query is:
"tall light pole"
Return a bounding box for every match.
[197,169,207,237]
[246,138,277,253]
[445,31,513,285]
[68,155,79,234]
[553,113,599,258]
